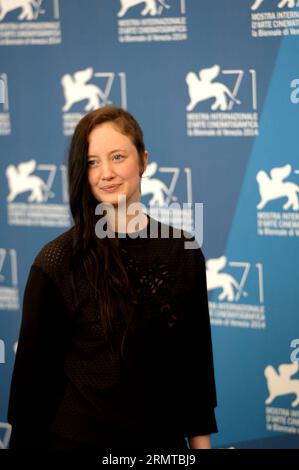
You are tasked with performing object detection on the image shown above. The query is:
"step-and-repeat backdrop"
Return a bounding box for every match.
[0,0,299,449]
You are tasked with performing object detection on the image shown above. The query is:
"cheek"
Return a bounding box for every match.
[121,161,141,180]
[87,170,98,186]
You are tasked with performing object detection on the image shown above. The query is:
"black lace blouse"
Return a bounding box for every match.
[7,215,218,449]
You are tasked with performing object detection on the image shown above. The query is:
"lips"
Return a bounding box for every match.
[101,184,121,192]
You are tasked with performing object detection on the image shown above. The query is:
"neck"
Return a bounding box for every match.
[106,201,148,233]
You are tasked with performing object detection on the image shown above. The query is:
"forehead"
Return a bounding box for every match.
[88,122,134,153]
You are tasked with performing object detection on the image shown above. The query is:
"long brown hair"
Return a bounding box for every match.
[68,106,146,356]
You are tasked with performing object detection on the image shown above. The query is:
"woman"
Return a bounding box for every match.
[7,106,218,449]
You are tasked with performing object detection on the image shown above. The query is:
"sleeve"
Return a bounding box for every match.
[7,264,70,449]
[173,244,218,439]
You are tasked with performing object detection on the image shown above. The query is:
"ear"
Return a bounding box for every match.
[140,150,149,176]
[142,150,149,173]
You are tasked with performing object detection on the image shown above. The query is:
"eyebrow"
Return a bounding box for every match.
[87,149,127,158]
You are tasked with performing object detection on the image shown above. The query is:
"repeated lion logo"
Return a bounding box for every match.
[118,0,170,17]
[256,164,299,211]
[0,423,12,449]
[6,159,53,203]
[186,65,241,112]
[61,67,108,113]
[251,0,297,10]
[206,256,246,302]
[265,362,299,408]
[0,0,45,21]
[0,78,5,104]
[141,162,177,206]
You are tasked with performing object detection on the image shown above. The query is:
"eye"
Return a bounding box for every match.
[112,154,124,161]
[87,159,99,167]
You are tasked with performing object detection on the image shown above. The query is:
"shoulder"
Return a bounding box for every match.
[155,217,204,258]
[26,227,78,313]
[145,217,206,277]
[33,226,75,276]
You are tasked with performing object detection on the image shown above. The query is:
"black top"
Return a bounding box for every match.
[7,215,218,449]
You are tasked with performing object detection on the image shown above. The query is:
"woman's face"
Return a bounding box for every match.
[87,122,148,207]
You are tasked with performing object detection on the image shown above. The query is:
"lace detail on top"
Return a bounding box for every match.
[120,247,179,329]
[32,228,77,315]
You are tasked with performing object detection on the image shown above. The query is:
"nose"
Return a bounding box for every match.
[101,159,115,181]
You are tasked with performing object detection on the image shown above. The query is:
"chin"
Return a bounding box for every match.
[98,193,128,206]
